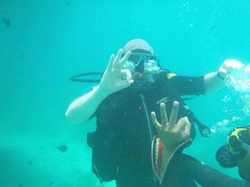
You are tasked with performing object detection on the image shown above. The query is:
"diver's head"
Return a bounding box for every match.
[216,126,250,181]
[122,39,161,74]
[123,38,154,54]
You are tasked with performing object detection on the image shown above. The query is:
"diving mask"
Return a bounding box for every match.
[227,126,250,153]
[216,126,250,168]
[123,52,160,73]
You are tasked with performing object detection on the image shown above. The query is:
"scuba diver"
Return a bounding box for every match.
[65,38,243,186]
[151,101,250,186]
[216,126,250,182]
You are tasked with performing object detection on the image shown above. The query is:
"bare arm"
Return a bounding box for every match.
[204,72,224,93]
[65,86,109,124]
[204,59,244,93]
[65,49,133,124]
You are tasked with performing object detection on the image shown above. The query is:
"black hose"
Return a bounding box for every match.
[140,94,153,141]
[70,72,103,82]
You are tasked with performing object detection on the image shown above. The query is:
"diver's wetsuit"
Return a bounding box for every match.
[88,71,205,187]
[184,154,250,187]
[161,149,250,187]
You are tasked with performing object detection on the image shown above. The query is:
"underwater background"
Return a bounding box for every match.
[1,0,250,186]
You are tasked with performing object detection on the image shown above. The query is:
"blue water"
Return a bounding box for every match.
[1,1,250,186]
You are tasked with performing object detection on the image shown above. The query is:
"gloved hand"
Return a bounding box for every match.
[218,59,244,79]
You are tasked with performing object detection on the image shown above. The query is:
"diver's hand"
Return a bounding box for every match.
[151,101,191,151]
[98,49,134,95]
[218,59,244,79]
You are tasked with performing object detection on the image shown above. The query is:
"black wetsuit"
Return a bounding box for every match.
[88,71,250,186]
[89,71,205,187]
[162,153,250,187]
